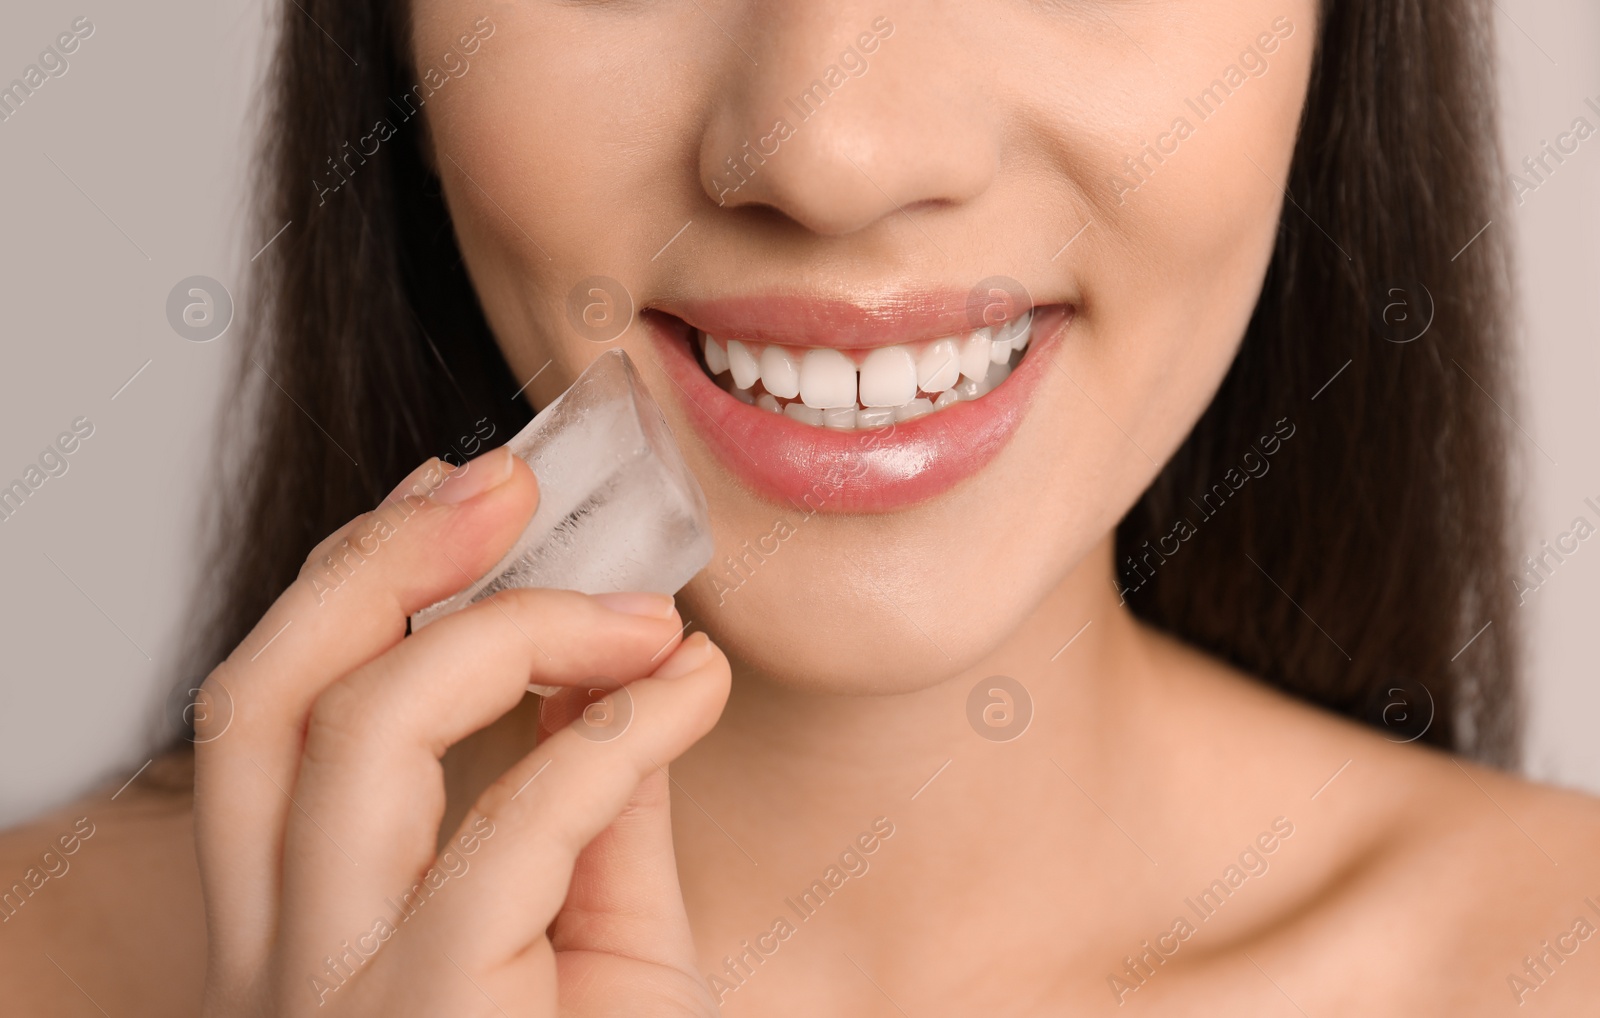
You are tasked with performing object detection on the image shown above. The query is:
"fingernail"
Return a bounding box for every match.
[652,632,715,680]
[593,591,677,619]
[433,446,515,504]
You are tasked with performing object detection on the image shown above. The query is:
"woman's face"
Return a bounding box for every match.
[409,0,1317,693]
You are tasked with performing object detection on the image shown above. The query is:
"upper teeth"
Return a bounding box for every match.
[699,311,1034,427]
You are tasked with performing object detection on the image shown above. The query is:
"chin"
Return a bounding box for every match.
[676,509,1096,696]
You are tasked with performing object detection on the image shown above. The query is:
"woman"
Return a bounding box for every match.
[5,0,1597,1013]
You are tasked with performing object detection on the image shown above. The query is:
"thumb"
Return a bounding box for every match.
[548,766,698,975]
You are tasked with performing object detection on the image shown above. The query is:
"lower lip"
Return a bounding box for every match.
[645,307,1072,512]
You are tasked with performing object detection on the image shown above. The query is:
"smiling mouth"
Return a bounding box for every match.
[645,293,1071,512]
[690,311,1037,429]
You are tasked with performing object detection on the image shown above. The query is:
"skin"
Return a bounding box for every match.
[4,1,1600,1014]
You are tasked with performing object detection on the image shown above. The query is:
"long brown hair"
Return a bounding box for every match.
[179,0,1521,764]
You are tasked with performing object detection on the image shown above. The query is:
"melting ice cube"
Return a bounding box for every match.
[411,350,713,666]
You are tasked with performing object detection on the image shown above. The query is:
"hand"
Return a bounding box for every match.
[193,446,729,1017]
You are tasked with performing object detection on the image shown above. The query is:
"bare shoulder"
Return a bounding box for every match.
[1141,625,1600,1015]
[1349,755,1600,1013]
[0,751,205,1016]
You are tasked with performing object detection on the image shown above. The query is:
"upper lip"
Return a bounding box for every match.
[654,289,1042,349]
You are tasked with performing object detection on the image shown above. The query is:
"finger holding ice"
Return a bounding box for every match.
[412,351,713,695]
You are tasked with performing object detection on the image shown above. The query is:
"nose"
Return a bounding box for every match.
[698,9,999,237]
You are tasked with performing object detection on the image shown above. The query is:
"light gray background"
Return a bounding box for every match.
[0,2,1595,826]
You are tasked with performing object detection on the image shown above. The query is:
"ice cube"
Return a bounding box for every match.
[411,350,713,692]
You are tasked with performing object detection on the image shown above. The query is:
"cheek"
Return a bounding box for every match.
[418,10,710,252]
[1069,25,1314,463]
[414,8,711,398]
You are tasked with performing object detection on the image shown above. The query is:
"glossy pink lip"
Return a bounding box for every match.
[644,303,1072,513]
